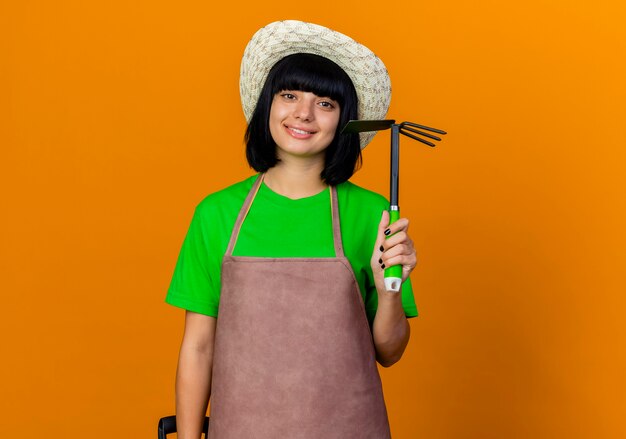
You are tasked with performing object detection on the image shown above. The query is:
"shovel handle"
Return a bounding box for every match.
[384,208,403,292]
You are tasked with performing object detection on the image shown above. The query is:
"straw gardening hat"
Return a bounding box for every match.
[240,20,392,149]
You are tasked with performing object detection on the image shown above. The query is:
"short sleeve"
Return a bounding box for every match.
[165,206,220,316]
[400,277,418,318]
[364,275,419,325]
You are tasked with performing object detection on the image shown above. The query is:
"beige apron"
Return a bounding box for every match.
[208,174,391,438]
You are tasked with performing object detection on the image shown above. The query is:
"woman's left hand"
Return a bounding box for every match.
[371,210,418,290]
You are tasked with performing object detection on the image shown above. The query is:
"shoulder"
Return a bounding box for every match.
[194,174,258,218]
[335,181,388,235]
[336,180,389,213]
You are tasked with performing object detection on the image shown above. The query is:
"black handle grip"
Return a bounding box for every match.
[158,416,210,438]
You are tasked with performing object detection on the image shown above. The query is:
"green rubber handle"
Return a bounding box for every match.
[384,209,403,280]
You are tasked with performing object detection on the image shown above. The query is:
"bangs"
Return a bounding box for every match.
[268,53,355,105]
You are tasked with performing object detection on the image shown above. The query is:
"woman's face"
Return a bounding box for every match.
[269,90,340,161]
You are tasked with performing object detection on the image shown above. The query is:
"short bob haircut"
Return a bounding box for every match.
[245,53,361,186]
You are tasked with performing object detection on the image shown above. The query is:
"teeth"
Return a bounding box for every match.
[290,127,313,135]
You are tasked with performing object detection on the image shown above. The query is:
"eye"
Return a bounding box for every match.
[279,92,297,100]
[318,100,337,110]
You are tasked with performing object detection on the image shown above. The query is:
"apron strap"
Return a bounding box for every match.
[225,173,264,256]
[330,185,345,258]
[225,173,345,258]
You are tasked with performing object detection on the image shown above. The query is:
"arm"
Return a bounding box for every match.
[371,210,417,367]
[175,311,217,439]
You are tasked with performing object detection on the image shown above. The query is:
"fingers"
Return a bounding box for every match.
[382,246,417,271]
[380,239,416,266]
[378,216,409,253]
[378,216,417,278]
[381,241,413,261]
[383,217,409,237]
[381,230,409,250]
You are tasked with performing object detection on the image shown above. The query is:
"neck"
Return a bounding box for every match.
[264,159,327,199]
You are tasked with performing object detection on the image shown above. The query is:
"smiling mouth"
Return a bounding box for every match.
[286,125,316,135]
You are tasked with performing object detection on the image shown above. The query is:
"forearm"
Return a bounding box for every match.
[175,345,213,439]
[372,288,410,367]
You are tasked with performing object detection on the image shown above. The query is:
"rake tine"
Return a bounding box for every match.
[400,125,442,141]
[399,128,436,147]
[402,121,447,135]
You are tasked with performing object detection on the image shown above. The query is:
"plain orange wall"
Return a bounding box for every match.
[2,1,625,438]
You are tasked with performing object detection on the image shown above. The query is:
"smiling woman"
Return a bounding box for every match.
[165,20,419,439]
[269,92,338,167]
[269,90,340,161]
[246,52,360,186]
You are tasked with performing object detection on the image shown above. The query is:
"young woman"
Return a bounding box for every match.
[166,21,418,439]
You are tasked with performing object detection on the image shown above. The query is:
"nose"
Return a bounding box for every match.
[293,97,315,121]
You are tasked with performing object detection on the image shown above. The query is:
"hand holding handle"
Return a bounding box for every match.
[383,208,403,292]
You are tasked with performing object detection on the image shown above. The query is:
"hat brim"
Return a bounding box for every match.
[240,20,391,149]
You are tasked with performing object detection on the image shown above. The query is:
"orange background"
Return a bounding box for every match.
[2,1,625,438]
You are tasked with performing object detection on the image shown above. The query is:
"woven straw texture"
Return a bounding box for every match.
[240,20,391,149]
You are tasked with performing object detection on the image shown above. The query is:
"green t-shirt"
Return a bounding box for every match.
[166,174,418,324]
